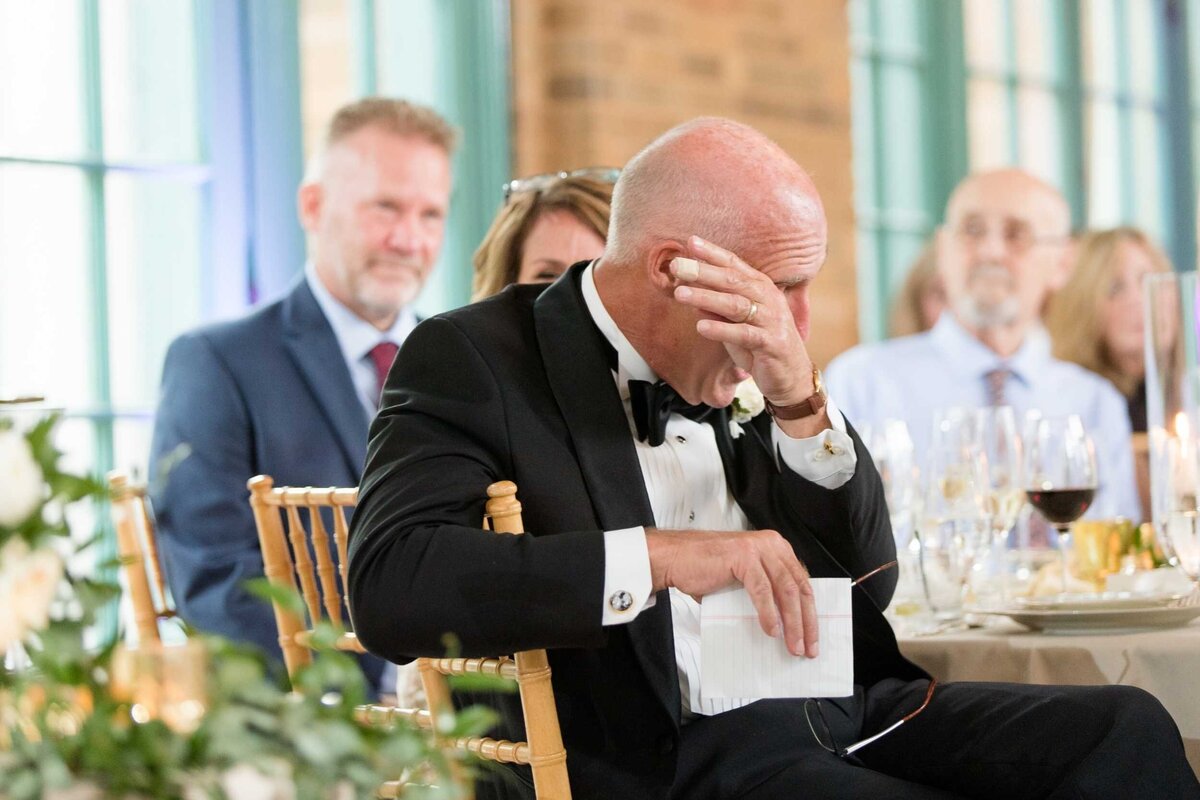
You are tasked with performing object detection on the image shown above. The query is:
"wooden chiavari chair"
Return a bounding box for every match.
[247,475,571,800]
[107,471,175,645]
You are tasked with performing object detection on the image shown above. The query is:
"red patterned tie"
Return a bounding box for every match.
[367,341,399,406]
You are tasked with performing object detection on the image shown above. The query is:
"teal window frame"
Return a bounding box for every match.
[351,0,513,315]
[851,0,1200,343]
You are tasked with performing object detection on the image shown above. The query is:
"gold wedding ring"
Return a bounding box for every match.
[740,300,759,324]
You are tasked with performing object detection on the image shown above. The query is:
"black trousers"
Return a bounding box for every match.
[669,680,1200,799]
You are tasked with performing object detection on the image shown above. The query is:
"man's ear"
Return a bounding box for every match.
[645,240,688,292]
[297,182,322,232]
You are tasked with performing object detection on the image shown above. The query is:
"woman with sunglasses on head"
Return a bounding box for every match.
[471,168,618,301]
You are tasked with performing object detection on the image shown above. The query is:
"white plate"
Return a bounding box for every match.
[979,595,1200,634]
[1015,591,1185,612]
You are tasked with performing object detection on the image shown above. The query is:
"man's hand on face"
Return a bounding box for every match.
[645,527,819,658]
[669,235,829,438]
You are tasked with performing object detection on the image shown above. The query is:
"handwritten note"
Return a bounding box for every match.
[700,578,853,699]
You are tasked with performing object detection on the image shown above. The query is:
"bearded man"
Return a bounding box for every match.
[827,169,1137,520]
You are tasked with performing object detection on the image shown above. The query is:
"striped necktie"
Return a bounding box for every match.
[984,367,1010,407]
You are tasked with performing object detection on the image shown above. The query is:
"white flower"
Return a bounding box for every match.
[0,540,63,650]
[729,420,745,439]
[220,761,296,800]
[11,544,63,632]
[731,379,765,424]
[0,429,43,528]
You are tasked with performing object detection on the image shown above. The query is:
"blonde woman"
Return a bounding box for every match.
[471,168,617,300]
[1045,227,1172,433]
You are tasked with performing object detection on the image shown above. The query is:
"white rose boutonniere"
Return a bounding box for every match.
[729,379,765,439]
[0,428,44,528]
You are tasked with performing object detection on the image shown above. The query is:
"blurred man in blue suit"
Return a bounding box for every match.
[149,98,456,692]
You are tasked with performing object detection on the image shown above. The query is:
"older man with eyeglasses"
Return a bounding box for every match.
[827,169,1139,522]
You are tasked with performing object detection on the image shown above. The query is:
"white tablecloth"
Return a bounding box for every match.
[898,619,1200,777]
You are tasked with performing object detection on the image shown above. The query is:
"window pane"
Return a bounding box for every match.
[106,174,205,410]
[113,416,154,484]
[100,0,202,163]
[1017,85,1064,188]
[1082,0,1119,93]
[855,229,883,341]
[1130,108,1165,239]
[1126,0,1161,101]
[1085,99,1122,226]
[879,66,926,212]
[876,0,922,56]
[849,0,871,43]
[0,165,93,406]
[0,2,86,158]
[884,231,928,298]
[851,58,878,213]
[968,78,1013,169]
[964,0,1008,73]
[1013,0,1054,82]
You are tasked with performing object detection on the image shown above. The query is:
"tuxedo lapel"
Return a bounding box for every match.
[281,280,369,478]
[533,264,682,726]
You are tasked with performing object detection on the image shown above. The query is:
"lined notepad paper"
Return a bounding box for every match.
[700,578,854,699]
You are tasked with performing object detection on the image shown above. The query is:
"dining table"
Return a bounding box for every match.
[897,618,1200,777]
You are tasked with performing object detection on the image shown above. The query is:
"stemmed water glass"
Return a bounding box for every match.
[868,419,920,547]
[1023,414,1098,595]
[972,406,1024,603]
[916,411,990,623]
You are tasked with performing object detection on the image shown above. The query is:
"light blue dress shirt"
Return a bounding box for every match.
[305,264,417,420]
[825,314,1139,521]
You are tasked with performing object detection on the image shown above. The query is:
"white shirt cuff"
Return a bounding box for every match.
[601,526,654,625]
[772,396,858,490]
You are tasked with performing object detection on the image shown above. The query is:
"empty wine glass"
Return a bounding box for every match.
[867,419,920,547]
[1023,414,1098,595]
[916,411,990,623]
[972,406,1024,603]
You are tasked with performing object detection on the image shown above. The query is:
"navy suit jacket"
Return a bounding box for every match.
[149,277,386,691]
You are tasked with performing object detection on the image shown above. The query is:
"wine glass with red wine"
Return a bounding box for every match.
[1023,414,1098,594]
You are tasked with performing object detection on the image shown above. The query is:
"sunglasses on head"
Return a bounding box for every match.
[503,167,621,203]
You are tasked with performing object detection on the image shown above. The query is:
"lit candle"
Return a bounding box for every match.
[1176,411,1198,507]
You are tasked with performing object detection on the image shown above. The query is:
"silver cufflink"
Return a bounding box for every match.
[609,590,634,613]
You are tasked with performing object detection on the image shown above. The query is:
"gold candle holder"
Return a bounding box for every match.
[110,640,208,734]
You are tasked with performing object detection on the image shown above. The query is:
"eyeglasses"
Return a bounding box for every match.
[502,167,621,202]
[803,560,936,757]
[805,677,937,758]
[951,216,1067,254]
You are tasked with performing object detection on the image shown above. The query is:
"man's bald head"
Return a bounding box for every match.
[606,117,825,268]
[945,169,1070,237]
[937,168,1073,353]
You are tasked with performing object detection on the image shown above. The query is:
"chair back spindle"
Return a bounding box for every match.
[108,471,177,645]
[248,475,571,799]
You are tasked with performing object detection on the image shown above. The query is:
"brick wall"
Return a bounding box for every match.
[511,0,860,362]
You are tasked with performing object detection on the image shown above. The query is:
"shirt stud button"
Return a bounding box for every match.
[676,435,687,444]
[688,510,696,523]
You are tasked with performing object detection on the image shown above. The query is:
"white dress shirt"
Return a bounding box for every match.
[580,263,858,717]
[825,313,1139,520]
[305,263,418,418]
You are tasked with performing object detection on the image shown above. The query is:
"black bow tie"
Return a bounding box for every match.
[628,379,721,446]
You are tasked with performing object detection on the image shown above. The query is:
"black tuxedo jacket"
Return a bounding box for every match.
[348,264,926,799]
